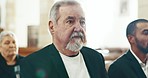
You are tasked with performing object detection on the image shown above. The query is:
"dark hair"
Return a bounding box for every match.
[126,19,148,37]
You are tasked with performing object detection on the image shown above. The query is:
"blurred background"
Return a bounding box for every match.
[0,0,145,48]
[0,0,148,70]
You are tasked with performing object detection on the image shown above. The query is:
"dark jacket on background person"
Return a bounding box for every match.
[108,50,147,78]
[0,54,23,78]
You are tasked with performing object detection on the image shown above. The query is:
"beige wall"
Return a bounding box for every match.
[38,0,54,47]
[1,0,148,48]
[138,0,148,19]
[38,0,148,48]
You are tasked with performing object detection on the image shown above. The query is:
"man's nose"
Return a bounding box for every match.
[74,22,83,32]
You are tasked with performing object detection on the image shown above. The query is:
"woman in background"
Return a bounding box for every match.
[0,31,23,78]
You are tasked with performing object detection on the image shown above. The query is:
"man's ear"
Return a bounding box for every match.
[48,20,54,35]
[127,35,135,44]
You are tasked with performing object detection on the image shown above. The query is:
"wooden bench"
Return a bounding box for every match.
[18,47,40,56]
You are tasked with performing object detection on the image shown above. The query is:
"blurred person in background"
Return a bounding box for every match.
[108,19,148,78]
[0,31,23,78]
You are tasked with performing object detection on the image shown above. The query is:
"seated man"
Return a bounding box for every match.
[108,19,148,78]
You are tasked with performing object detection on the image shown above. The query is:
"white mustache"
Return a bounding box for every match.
[70,32,84,39]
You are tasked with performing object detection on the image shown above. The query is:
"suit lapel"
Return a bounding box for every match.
[80,48,101,78]
[48,44,69,78]
[126,51,147,78]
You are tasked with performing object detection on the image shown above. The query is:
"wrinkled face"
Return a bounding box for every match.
[53,5,86,52]
[134,22,148,54]
[0,36,18,57]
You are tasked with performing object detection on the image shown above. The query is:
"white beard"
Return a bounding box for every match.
[66,38,83,52]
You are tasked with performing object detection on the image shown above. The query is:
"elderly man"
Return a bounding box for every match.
[20,0,108,78]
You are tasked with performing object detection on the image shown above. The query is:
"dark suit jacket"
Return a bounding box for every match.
[20,44,108,78]
[108,50,147,78]
[0,54,23,78]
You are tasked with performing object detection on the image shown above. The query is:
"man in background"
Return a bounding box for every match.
[108,19,148,78]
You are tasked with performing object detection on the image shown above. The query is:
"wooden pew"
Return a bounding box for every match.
[18,47,40,56]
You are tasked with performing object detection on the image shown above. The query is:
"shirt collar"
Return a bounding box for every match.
[130,48,145,66]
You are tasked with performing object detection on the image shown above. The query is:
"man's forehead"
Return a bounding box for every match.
[137,22,148,29]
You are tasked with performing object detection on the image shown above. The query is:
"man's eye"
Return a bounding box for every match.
[143,30,148,35]
[66,20,73,24]
[80,20,86,26]
[13,41,16,44]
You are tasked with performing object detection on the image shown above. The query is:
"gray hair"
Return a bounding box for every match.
[0,31,16,43]
[49,0,81,23]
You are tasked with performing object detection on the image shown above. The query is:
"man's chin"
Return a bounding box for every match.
[66,44,83,52]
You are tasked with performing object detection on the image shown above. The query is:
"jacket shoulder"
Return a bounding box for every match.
[23,44,54,60]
